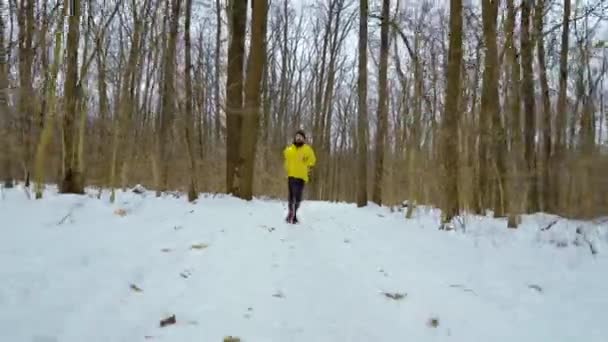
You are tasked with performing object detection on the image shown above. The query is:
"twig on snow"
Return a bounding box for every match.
[576,226,598,255]
[540,219,559,231]
[57,212,73,225]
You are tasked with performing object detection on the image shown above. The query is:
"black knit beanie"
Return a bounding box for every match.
[295,130,306,139]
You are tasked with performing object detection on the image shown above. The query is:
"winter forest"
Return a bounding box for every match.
[1,0,608,222]
[3,1,608,340]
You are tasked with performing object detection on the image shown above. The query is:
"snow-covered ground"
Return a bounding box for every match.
[1,184,607,342]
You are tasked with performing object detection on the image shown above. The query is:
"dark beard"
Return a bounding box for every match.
[294,141,304,147]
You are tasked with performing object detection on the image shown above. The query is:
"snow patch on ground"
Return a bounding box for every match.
[1,184,607,342]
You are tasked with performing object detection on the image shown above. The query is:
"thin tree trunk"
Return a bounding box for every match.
[0,2,14,188]
[480,0,504,216]
[356,0,368,207]
[60,0,84,194]
[156,0,181,195]
[18,0,35,186]
[372,0,390,206]
[506,0,522,227]
[554,0,570,212]
[184,0,198,201]
[238,0,268,200]
[110,0,145,201]
[215,0,222,143]
[440,0,463,225]
[410,28,424,217]
[521,0,538,212]
[225,0,247,194]
[535,0,552,213]
[96,32,109,175]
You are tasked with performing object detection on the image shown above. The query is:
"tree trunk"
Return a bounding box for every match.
[17,0,36,186]
[521,0,538,212]
[356,0,368,207]
[372,0,390,206]
[215,0,222,143]
[225,0,247,194]
[238,0,268,200]
[480,0,504,216]
[155,0,181,195]
[60,0,84,194]
[184,0,198,202]
[554,0,570,212]
[535,0,552,213]
[406,28,423,218]
[506,0,522,227]
[96,33,109,173]
[110,2,144,201]
[440,0,463,225]
[0,4,13,188]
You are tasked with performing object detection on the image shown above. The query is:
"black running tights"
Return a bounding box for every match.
[288,177,305,212]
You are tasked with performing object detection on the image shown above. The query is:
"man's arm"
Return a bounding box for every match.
[283,146,289,174]
[307,146,317,168]
[306,146,316,180]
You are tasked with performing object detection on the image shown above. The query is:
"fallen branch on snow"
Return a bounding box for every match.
[540,220,559,231]
[576,226,598,255]
[159,315,176,327]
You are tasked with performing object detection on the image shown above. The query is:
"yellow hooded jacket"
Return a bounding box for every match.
[283,143,316,183]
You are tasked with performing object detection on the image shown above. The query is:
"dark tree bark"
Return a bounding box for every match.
[440,0,463,225]
[60,0,84,194]
[356,0,368,207]
[155,0,182,195]
[238,0,268,200]
[480,0,505,216]
[554,0,570,211]
[225,0,247,194]
[372,0,389,206]
[521,0,539,212]
[185,0,198,201]
[535,0,552,212]
[0,6,13,188]
[506,0,522,227]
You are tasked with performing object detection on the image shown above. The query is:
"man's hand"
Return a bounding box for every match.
[308,167,313,180]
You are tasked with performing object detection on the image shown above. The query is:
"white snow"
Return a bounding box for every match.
[1,184,607,342]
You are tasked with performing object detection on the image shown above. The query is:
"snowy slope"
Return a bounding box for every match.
[1,185,607,342]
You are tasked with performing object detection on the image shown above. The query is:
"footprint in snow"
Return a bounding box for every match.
[243,307,254,319]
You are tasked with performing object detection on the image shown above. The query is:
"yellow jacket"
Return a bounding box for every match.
[283,144,316,182]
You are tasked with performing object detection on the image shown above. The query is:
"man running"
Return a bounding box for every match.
[283,130,316,224]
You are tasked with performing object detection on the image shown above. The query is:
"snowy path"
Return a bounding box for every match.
[1,187,607,342]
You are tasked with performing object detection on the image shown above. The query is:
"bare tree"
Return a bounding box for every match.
[0,1,13,188]
[16,0,36,186]
[554,0,571,212]
[238,0,268,200]
[505,0,522,227]
[155,0,182,195]
[479,0,504,215]
[440,0,463,225]
[184,0,198,201]
[521,0,538,212]
[60,0,84,194]
[214,0,223,143]
[225,0,247,194]
[372,0,390,206]
[33,0,67,198]
[356,0,368,207]
[535,0,552,212]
